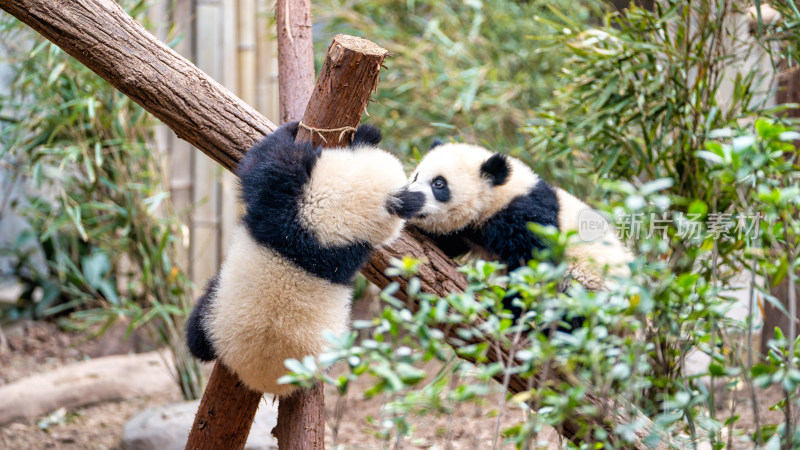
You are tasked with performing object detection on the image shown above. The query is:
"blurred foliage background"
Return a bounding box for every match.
[0,0,203,399]
[314,0,602,161]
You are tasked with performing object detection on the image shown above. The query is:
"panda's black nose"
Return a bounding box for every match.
[388,189,426,219]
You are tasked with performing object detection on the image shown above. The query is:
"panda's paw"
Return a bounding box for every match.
[351,124,382,147]
[267,121,301,148]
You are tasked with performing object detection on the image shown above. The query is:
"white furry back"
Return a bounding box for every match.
[207,225,352,395]
[555,189,633,290]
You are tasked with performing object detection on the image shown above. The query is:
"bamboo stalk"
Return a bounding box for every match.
[256,0,280,121]
[276,0,314,123]
[218,0,241,261]
[192,0,223,289]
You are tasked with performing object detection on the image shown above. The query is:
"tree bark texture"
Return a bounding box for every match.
[0,0,670,447]
[297,35,387,147]
[276,0,315,123]
[185,362,262,450]
[273,382,326,450]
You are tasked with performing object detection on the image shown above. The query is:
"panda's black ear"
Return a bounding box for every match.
[351,124,382,147]
[429,138,444,150]
[480,153,511,187]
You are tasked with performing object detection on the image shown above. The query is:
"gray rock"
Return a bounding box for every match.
[121,399,278,450]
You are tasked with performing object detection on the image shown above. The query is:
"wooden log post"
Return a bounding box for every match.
[0,0,675,447]
[186,363,262,449]
[185,35,388,449]
[276,0,314,124]
[273,0,321,448]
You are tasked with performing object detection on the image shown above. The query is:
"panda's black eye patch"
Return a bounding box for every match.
[431,176,450,202]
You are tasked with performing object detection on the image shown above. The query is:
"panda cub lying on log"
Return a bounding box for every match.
[407,140,633,310]
[186,122,423,395]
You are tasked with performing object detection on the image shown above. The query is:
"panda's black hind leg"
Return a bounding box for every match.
[185,275,219,362]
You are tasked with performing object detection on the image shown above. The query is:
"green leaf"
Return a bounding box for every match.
[708,363,725,377]
[284,358,312,376]
[395,362,426,385]
[754,117,774,138]
[750,363,774,377]
[687,200,708,218]
[46,62,65,85]
[81,251,111,290]
[695,150,724,165]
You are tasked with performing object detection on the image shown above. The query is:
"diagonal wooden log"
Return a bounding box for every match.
[0,0,672,447]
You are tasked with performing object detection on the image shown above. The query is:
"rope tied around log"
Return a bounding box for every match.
[298,121,357,144]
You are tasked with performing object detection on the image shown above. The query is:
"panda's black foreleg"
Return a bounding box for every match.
[417,228,472,259]
[185,275,219,362]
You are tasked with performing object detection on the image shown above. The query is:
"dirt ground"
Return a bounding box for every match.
[321,362,555,449]
[0,316,556,450]
[0,321,180,450]
[0,316,787,449]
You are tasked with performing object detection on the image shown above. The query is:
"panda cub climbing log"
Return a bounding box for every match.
[407,140,632,294]
[186,122,424,396]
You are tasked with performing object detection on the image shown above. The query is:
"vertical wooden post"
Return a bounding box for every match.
[276,0,314,124]
[273,0,321,448]
[274,383,327,449]
[760,53,800,357]
[186,363,262,450]
[272,34,387,450]
[295,35,389,147]
[192,0,223,295]
[186,34,387,450]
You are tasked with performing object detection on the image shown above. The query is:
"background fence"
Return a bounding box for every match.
[149,0,279,294]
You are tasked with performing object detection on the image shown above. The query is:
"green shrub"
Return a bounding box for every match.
[289,1,800,447]
[284,120,800,448]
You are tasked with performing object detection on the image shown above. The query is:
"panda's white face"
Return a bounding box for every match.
[408,143,540,234]
[408,144,494,234]
[298,146,413,247]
